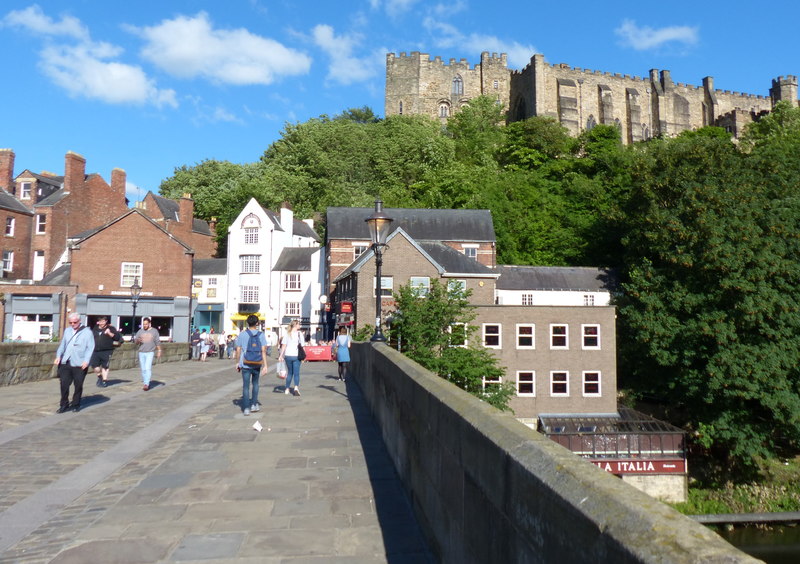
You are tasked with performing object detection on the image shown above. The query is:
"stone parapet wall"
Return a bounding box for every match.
[0,342,189,387]
[351,342,756,563]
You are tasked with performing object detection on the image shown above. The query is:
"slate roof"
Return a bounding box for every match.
[34,190,68,206]
[495,265,618,292]
[326,207,495,242]
[38,263,72,285]
[193,258,227,275]
[150,193,180,220]
[192,218,212,235]
[417,242,495,275]
[272,247,319,272]
[291,219,321,242]
[0,189,32,214]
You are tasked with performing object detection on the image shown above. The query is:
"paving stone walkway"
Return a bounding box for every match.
[0,356,434,563]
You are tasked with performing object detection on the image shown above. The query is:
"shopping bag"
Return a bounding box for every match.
[276,360,288,380]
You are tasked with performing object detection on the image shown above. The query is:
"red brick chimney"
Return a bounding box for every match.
[111,168,127,200]
[0,149,14,192]
[64,151,86,194]
[179,193,194,225]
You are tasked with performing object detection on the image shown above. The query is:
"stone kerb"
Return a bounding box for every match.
[0,342,189,386]
[351,342,757,563]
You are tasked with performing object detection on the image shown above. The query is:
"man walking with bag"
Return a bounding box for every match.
[235,314,267,416]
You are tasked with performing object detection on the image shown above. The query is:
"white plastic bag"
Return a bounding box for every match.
[276,360,288,380]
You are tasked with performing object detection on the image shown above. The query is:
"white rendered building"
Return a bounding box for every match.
[494,266,615,307]
[225,199,324,336]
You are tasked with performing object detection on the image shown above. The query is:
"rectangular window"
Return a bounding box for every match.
[550,324,568,349]
[121,263,142,287]
[517,371,535,396]
[2,250,13,272]
[464,247,477,260]
[207,277,217,286]
[35,214,46,234]
[410,276,430,296]
[285,302,301,316]
[448,323,468,347]
[482,373,502,391]
[483,324,501,348]
[516,324,535,349]
[521,293,534,306]
[206,288,216,298]
[582,325,600,349]
[240,285,259,303]
[447,279,467,294]
[584,294,595,306]
[353,243,369,259]
[550,371,569,396]
[240,254,260,274]
[244,227,258,244]
[284,273,301,291]
[583,371,601,396]
[5,217,14,236]
[21,182,31,199]
[374,276,393,297]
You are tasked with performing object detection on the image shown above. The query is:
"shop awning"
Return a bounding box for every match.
[230,312,267,321]
[195,303,224,312]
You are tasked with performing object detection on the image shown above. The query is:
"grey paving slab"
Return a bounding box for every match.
[0,359,435,563]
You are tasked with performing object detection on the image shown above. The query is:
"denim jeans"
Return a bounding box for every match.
[284,356,301,388]
[139,351,154,385]
[241,366,260,409]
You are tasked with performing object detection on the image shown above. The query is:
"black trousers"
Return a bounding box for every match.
[58,361,88,408]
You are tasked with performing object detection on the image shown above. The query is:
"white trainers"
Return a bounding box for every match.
[293,386,300,396]
[284,387,290,395]
[243,408,250,416]
[251,404,260,412]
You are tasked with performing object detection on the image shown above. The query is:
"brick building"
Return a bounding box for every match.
[138,191,217,259]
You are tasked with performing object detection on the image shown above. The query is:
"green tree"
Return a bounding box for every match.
[617,132,800,471]
[446,95,506,166]
[391,279,514,411]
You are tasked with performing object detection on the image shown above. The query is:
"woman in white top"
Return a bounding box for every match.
[334,326,351,381]
[278,320,305,396]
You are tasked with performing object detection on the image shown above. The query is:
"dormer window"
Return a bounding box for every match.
[20,182,31,199]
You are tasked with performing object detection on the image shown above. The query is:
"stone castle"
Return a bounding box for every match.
[385,51,799,142]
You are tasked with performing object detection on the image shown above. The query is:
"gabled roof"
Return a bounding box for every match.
[70,208,194,253]
[495,265,618,292]
[273,247,319,272]
[326,207,495,242]
[334,228,496,283]
[38,263,71,285]
[149,192,180,220]
[193,258,227,275]
[192,218,212,235]
[28,172,63,187]
[292,219,321,242]
[0,189,32,214]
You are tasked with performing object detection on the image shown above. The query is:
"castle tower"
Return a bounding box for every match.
[770,76,799,107]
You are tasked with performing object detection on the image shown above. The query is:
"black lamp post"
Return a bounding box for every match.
[365,200,393,342]
[0,292,6,342]
[130,277,142,339]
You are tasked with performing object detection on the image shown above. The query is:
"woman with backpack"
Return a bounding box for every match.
[278,320,305,396]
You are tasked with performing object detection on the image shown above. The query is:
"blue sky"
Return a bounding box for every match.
[2,1,799,204]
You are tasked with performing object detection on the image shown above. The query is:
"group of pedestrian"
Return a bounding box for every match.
[55,314,162,413]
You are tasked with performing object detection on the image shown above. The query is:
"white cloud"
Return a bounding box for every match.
[131,12,311,85]
[312,24,380,85]
[39,42,177,108]
[615,19,699,51]
[1,5,86,39]
[423,17,536,69]
[370,1,420,17]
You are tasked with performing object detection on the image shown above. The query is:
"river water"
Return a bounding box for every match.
[717,525,800,563]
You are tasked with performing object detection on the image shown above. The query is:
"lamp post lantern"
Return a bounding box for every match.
[130,277,142,339]
[365,200,393,342]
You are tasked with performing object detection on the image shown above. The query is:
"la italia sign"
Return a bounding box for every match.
[591,459,686,475]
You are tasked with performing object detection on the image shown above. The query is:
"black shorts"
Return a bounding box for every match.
[90,349,113,369]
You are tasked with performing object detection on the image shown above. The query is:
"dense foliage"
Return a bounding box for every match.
[159,98,800,472]
[390,280,514,411]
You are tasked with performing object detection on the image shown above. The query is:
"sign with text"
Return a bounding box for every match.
[591,459,686,475]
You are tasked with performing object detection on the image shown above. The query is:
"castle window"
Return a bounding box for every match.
[439,103,450,118]
[587,115,597,130]
[642,124,651,140]
[452,75,463,96]
[399,101,403,115]
[493,80,499,90]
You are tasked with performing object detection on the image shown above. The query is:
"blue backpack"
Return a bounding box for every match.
[242,329,263,366]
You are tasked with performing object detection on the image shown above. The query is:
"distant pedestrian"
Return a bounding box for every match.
[279,320,305,396]
[226,334,236,359]
[190,328,201,360]
[134,317,161,391]
[53,313,94,413]
[333,326,351,381]
[218,330,226,359]
[235,315,267,416]
[199,328,209,362]
[90,316,123,387]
